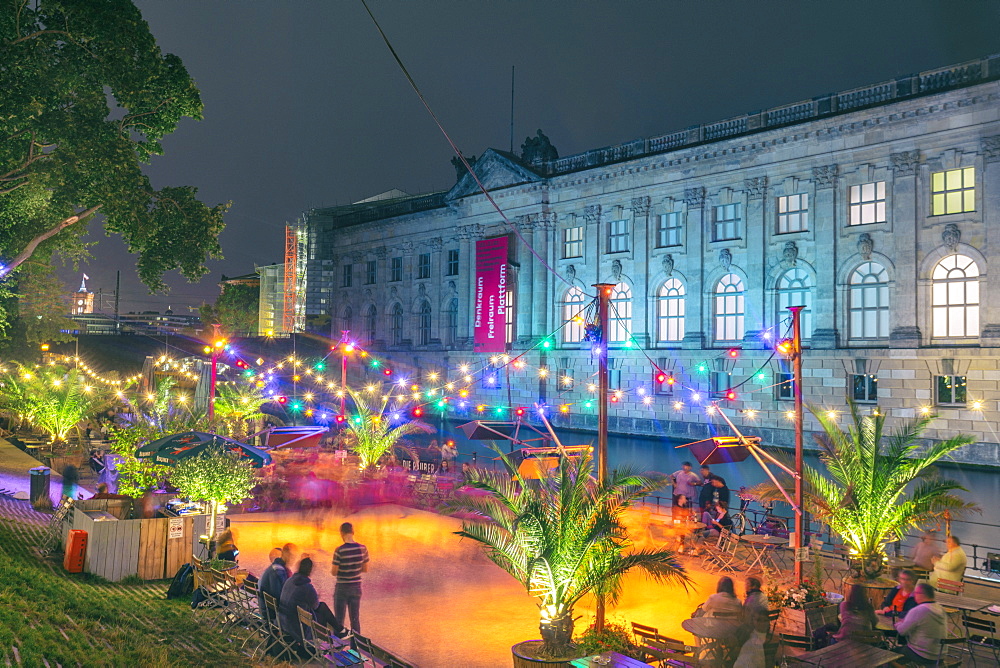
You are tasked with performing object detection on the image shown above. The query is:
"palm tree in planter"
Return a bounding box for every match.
[341,387,431,473]
[0,364,108,445]
[450,449,690,661]
[750,401,978,582]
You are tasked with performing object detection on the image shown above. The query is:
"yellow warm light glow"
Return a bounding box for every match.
[538,368,548,378]
[785,410,796,421]
[826,410,837,420]
[459,364,470,373]
[706,405,717,415]
[445,383,454,391]
[673,401,683,411]
[304,393,313,401]
[745,409,758,419]
[587,384,597,392]
[642,396,652,405]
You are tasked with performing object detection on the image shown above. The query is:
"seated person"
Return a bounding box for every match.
[930,535,967,585]
[700,502,718,537]
[90,483,129,500]
[700,576,744,619]
[894,583,946,666]
[711,502,734,534]
[831,584,877,643]
[278,558,347,653]
[742,576,770,634]
[258,548,288,622]
[877,569,918,617]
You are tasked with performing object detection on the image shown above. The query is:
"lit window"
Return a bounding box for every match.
[852,374,878,402]
[777,194,809,233]
[390,257,403,282]
[446,249,459,276]
[931,254,980,338]
[936,375,967,405]
[607,219,630,253]
[418,302,432,345]
[505,289,515,344]
[713,204,742,241]
[561,287,586,343]
[777,268,813,337]
[656,278,685,342]
[417,253,431,280]
[714,273,745,341]
[931,167,975,216]
[609,283,632,343]
[657,212,682,247]
[563,226,583,258]
[776,372,795,400]
[849,182,886,225]
[849,262,889,339]
[365,260,377,285]
[342,264,352,288]
[391,304,403,345]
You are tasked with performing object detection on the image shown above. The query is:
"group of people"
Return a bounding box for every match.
[692,576,772,665]
[255,522,370,658]
[671,461,734,539]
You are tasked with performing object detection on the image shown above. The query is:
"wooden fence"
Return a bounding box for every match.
[61,502,221,581]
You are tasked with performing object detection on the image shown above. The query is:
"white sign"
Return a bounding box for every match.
[216,514,226,532]
[168,517,183,540]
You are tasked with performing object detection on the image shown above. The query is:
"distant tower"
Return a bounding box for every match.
[72,274,94,315]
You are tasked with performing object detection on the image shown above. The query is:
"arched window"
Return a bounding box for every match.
[445,299,458,346]
[365,305,377,344]
[849,262,889,339]
[609,282,632,344]
[657,278,685,343]
[418,302,432,345]
[561,287,586,343]
[391,304,403,345]
[340,306,353,337]
[714,273,745,342]
[932,254,980,337]
[776,268,813,337]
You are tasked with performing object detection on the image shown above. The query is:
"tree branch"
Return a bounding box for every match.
[4,205,102,274]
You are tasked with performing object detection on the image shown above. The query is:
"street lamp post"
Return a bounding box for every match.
[207,324,226,422]
[788,305,806,584]
[592,282,614,632]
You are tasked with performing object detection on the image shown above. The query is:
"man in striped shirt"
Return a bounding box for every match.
[331,522,369,634]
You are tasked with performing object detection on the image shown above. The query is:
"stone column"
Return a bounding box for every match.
[630,196,651,347]
[811,165,839,348]
[888,151,922,347]
[514,218,534,346]
[978,137,1000,344]
[742,177,767,345]
[683,187,706,348]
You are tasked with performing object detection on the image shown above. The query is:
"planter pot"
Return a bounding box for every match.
[775,603,839,642]
[511,641,580,668]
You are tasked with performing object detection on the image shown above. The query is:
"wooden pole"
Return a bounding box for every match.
[789,305,805,585]
[592,283,614,632]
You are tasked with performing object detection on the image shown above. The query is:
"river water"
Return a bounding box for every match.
[411,423,1000,578]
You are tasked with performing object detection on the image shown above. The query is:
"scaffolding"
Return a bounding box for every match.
[282,223,306,333]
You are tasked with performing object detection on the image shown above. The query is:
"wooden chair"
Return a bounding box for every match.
[297,606,322,661]
[936,578,964,595]
[261,591,296,662]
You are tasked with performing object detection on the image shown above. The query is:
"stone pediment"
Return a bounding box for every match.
[445,149,544,201]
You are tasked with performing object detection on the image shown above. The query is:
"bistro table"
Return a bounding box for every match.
[741,534,787,571]
[785,639,901,666]
[570,651,653,667]
[682,617,742,666]
[936,592,993,613]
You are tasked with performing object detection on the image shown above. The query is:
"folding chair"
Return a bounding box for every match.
[351,634,380,665]
[935,637,966,667]
[313,621,357,664]
[963,614,1000,664]
[298,606,323,662]
[261,591,297,662]
[936,578,965,595]
[699,530,731,573]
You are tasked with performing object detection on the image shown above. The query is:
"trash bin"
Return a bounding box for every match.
[29,466,51,509]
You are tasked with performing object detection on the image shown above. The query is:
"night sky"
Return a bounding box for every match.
[61,1,1000,314]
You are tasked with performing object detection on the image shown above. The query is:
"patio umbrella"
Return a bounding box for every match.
[677,436,761,466]
[135,431,216,460]
[150,434,272,468]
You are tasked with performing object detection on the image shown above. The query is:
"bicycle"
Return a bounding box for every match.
[731,489,789,537]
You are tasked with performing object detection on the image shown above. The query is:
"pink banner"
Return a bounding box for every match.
[473,237,509,353]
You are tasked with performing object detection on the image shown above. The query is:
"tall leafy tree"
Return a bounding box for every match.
[199,282,259,337]
[0,0,228,337]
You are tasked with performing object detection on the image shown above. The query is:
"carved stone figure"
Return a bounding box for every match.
[744,176,767,199]
[611,259,623,281]
[983,136,1000,163]
[428,237,443,251]
[891,151,920,176]
[566,264,576,282]
[719,248,732,270]
[662,254,675,277]
[418,283,427,298]
[858,233,873,260]
[684,187,706,207]
[390,286,398,299]
[447,280,456,293]
[584,204,601,225]
[521,129,559,165]
[631,196,651,216]
[450,154,477,181]
[782,241,799,266]
[942,223,961,251]
[812,164,839,188]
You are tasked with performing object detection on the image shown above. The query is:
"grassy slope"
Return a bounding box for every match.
[0,512,251,667]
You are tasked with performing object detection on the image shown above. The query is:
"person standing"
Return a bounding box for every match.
[698,465,715,511]
[930,535,967,585]
[671,461,701,518]
[912,532,941,572]
[331,522,369,635]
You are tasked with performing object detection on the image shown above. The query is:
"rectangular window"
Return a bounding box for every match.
[710,360,729,397]
[505,289,515,344]
[417,253,431,279]
[777,194,809,233]
[342,264,352,288]
[931,167,975,216]
[365,260,377,285]
[563,226,583,258]
[446,249,459,276]
[852,374,878,402]
[936,375,967,405]
[559,365,574,391]
[776,372,795,400]
[657,212,682,247]
[390,257,403,282]
[849,182,886,225]
[607,219,629,253]
[713,203,742,241]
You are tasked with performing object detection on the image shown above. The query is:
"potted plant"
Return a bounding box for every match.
[751,402,977,585]
[449,449,689,666]
[341,387,430,474]
[770,579,838,640]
